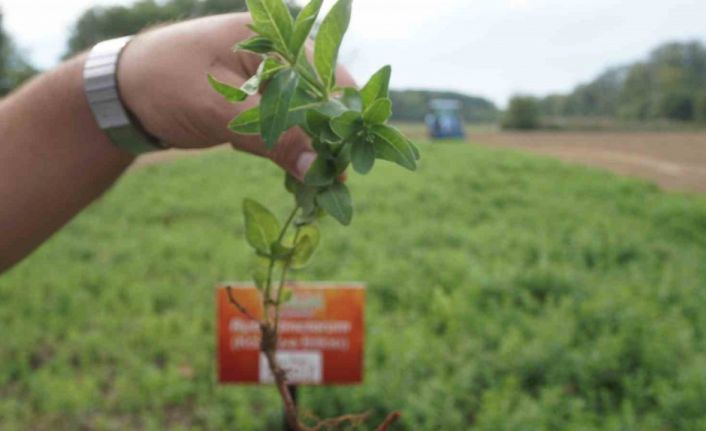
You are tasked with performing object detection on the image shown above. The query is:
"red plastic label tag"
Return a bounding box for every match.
[217,283,365,385]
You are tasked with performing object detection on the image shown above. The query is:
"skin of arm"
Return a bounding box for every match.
[0,13,354,273]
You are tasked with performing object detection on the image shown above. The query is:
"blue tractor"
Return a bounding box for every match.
[426,99,465,139]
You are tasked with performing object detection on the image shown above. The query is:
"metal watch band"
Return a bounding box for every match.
[84,36,165,155]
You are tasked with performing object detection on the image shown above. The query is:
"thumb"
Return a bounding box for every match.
[267,127,316,181]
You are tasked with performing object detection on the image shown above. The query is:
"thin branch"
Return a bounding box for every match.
[375,412,401,431]
[225,286,258,322]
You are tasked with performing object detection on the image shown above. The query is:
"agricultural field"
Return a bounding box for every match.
[396,123,706,193]
[2,137,706,430]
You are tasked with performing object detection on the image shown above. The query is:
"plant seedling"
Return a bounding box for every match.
[209,0,419,429]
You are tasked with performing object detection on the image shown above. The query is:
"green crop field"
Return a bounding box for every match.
[2,140,706,430]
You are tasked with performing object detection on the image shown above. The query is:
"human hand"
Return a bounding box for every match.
[117,13,355,179]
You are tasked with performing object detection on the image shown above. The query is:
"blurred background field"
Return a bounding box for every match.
[3,0,706,430]
[3,140,706,430]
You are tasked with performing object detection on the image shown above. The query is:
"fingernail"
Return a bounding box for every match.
[296,152,316,179]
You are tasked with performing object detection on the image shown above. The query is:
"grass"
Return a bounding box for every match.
[2,140,706,430]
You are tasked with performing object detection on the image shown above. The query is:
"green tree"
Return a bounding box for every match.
[618,62,654,120]
[65,0,300,58]
[542,40,706,124]
[503,95,541,130]
[0,9,36,96]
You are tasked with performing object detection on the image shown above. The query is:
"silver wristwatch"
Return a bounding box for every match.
[84,36,166,155]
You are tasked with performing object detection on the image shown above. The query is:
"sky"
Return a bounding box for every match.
[2,0,706,106]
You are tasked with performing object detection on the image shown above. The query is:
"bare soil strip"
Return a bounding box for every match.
[472,132,706,194]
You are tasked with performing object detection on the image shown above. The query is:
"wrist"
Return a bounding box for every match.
[85,36,166,155]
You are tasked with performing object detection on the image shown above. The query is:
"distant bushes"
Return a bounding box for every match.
[502,96,541,130]
[540,40,706,124]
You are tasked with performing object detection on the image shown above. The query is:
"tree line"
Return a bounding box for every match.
[0,9,35,96]
[545,41,706,122]
[504,40,706,129]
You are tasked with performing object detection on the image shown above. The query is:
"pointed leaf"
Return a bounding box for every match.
[306,111,340,142]
[314,0,352,90]
[360,65,391,108]
[291,224,320,268]
[229,107,260,135]
[235,35,274,54]
[316,182,352,225]
[261,58,286,81]
[290,0,323,56]
[246,0,294,53]
[351,139,375,174]
[410,140,421,161]
[304,155,336,186]
[363,98,392,124]
[296,184,318,215]
[208,74,247,103]
[260,69,299,149]
[334,142,351,174]
[330,111,363,140]
[243,198,281,255]
[371,124,417,171]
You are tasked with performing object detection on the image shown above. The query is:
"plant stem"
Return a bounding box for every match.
[263,205,300,315]
[274,227,301,332]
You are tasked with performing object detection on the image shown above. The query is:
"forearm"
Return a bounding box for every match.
[0,54,135,272]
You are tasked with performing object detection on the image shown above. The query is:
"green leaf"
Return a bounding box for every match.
[241,58,285,96]
[280,288,294,304]
[304,155,336,187]
[330,111,363,140]
[334,143,351,174]
[360,65,391,108]
[410,140,421,161]
[253,265,269,291]
[261,58,286,81]
[291,224,320,268]
[296,183,318,216]
[243,198,281,255]
[313,99,348,117]
[271,242,294,260]
[260,69,299,149]
[351,139,375,174]
[340,87,363,111]
[316,182,352,225]
[285,173,298,194]
[235,35,274,54]
[246,0,294,53]
[228,107,260,135]
[306,111,340,142]
[208,74,247,103]
[290,0,323,56]
[230,89,319,135]
[363,98,392,124]
[314,0,352,90]
[371,124,417,171]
